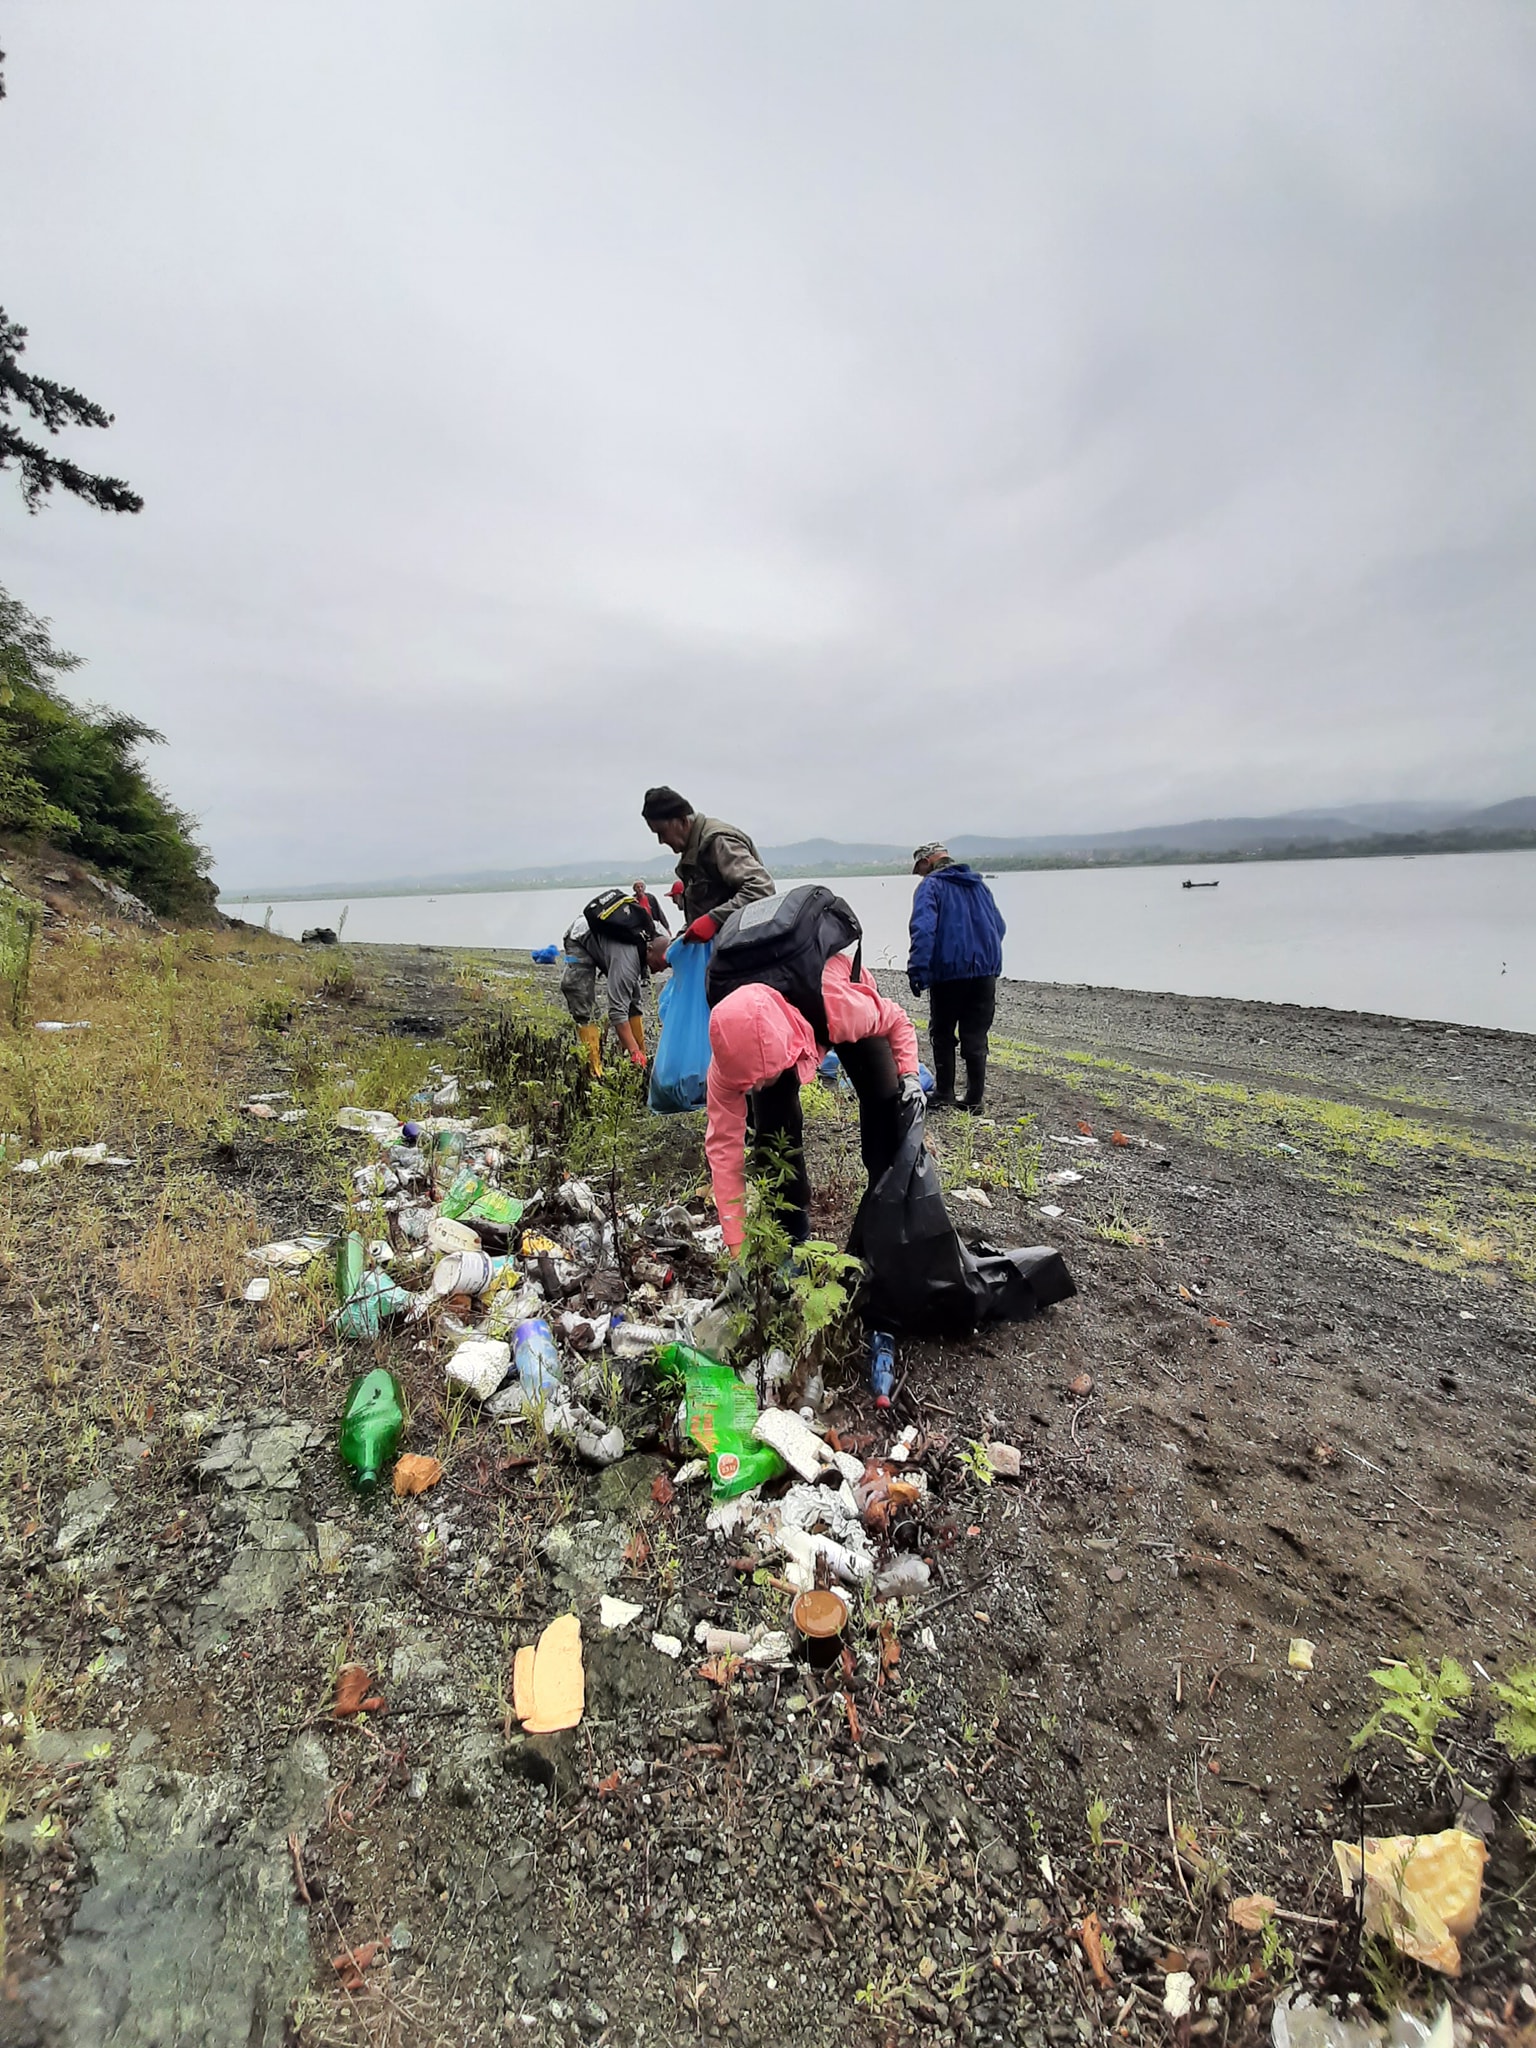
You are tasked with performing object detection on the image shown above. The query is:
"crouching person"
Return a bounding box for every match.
[705,952,923,1253]
[561,887,667,1076]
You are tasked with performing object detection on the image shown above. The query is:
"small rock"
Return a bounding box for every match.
[598,1596,643,1631]
[55,1478,117,1555]
[594,1455,667,1519]
[985,1442,1021,1478]
[390,1640,449,1685]
[29,1729,114,1768]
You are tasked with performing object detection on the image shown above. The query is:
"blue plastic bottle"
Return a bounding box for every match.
[870,1329,896,1408]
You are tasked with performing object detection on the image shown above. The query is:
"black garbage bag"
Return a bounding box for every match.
[849,1102,1076,1336]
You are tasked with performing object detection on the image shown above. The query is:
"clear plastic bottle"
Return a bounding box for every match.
[431,1129,466,1196]
[513,1319,563,1400]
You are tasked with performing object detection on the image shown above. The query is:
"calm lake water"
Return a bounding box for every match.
[240,848,1535,1034]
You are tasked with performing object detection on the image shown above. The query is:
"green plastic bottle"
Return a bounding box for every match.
[338,1367,405,1492]
[334,1230,366,1304]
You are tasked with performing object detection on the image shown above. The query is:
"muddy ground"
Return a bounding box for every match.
[2,937,1533,2048]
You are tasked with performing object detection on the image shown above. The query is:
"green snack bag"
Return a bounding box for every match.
[464,1189,524,1228]
[656,1342,788,1501]
[438,1168,487,1220]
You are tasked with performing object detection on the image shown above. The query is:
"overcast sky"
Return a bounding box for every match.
[3,2,1534,887]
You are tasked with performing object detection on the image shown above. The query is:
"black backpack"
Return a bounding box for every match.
[584,888,656,950]
[706,884,863,1040]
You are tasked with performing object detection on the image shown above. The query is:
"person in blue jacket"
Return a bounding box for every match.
[907,841,1006,1113]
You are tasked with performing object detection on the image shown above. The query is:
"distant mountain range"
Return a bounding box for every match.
[223,796,1536,901]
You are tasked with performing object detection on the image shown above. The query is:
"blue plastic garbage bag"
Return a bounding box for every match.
[918,1062,935,1094]
[649,938,712,1113]
[530,944,560,965]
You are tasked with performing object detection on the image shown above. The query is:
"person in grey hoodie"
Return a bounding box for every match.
[907,842,1007,1112]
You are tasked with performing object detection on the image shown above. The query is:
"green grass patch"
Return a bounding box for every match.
[992,1034,1536,1291]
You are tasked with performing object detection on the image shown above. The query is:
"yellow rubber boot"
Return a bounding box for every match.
[576,1023,603,1076]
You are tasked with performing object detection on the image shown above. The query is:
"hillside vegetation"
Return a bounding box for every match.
[0,583,213,918]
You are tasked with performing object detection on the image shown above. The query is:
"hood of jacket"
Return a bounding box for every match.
[708,982,819,1097]
[930,862,987,890]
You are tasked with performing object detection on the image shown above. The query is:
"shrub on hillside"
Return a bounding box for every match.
[0,583,213,917]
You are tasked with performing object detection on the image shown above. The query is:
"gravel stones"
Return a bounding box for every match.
[189,1414,325,1657]
[24,1737,328,2048]
[542,1516,631,1594]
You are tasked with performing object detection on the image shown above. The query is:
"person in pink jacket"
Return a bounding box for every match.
[706,952,924,1255]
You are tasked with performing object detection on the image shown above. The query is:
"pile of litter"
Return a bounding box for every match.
[251,1082,1035,1747]
[250,1094,730,1472]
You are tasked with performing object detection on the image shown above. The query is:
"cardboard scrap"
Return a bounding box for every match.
[512,1645,536,1724]
[515,1613,585,1734]
[392,1453,444,1497]
[1332,1828,1487,1976]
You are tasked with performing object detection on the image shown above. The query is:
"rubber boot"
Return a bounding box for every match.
[930,1048,957,1109]
[576,1023,603,1077]
[961,1052,987,1115]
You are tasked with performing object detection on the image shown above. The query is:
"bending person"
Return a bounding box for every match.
[706,953,922,1254]
[561,888,667,1075]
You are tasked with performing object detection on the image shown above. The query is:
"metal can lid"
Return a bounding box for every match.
[791,1588,849,1639]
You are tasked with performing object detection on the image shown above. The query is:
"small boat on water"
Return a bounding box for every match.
[1182,879,1219,889]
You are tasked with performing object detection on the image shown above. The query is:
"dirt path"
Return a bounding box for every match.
[2,940,1532,2048]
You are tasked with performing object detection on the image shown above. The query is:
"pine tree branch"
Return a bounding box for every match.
[0,424,144,514]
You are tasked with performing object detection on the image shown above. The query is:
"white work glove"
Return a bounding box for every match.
[898,1073,927,1114]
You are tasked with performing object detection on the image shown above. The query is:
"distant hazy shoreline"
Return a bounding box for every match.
[224,825,1536,904]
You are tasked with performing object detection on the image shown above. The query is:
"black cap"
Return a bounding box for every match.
[641,785,691,823]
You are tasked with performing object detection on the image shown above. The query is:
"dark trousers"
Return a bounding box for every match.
[928,976,996,1105]
[748,1037,902,1245]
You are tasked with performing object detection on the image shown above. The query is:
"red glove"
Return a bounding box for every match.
[684,914,720,943]
[628,1048,647,1069]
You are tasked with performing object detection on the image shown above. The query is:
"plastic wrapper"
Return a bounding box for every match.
[1332,1829,1486,1976]
[656,1341,787,1499]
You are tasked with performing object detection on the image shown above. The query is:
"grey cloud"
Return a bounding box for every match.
[1,0,1533,885]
